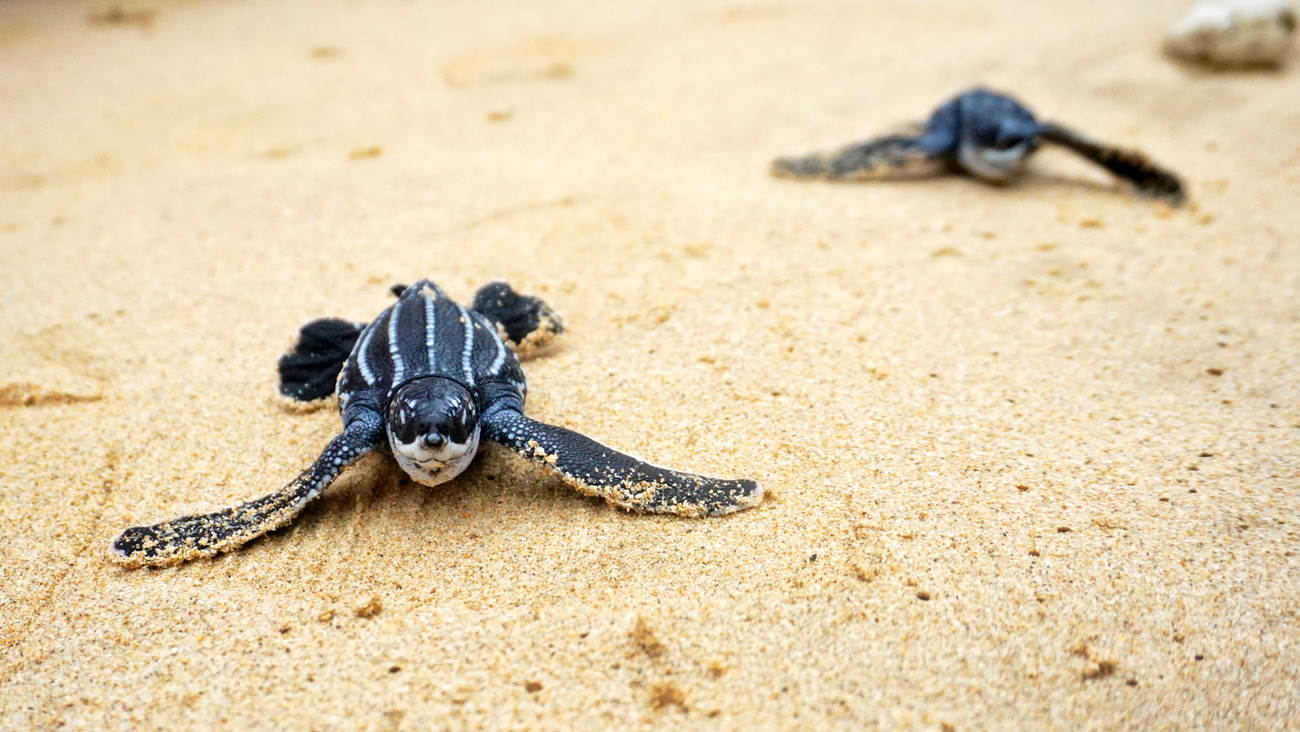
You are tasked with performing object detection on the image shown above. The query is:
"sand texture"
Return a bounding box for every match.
[2,0,1298,728]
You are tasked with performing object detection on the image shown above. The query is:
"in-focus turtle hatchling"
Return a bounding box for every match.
[772,87,1186,205]
[111,279,763,568]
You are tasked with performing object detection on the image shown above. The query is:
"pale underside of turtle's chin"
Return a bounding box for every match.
[390,427,481,487]
[959,142,1030,182]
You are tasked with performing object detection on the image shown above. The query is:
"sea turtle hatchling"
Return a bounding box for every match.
[772,88,1186,205]
[110,279,763,568]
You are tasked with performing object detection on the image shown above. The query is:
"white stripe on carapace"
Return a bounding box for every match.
[387,300,405,384]
[487,320,507,376]
[356,319,379,385]
[456,304,475,387]
[423,291,437,374]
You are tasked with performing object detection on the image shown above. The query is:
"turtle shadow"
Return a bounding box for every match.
[796,169,1173,204]
[1011,170,1179,203]
[304,457,447,522]
[302,448,594,527]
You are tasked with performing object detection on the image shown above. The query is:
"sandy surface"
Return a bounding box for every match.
[2,0,1298,728]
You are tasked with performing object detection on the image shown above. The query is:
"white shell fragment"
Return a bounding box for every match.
[1164,0,1297,68]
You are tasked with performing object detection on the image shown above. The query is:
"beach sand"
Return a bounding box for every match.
[1,0,1298,728]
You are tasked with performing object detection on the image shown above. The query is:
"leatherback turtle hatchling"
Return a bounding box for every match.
[110,279,762,568]
[772,88,1186,205]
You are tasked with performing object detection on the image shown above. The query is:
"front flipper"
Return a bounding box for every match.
[771,134,944,181]
[472,281,564,359]
[483,409,762,517]
[109,411,385,568]
[1039,122,1186,205]
[278,318,365,402]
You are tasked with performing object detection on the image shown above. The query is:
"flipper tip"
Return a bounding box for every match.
[107,529,149,568]
[652,477,764,518]
[1144,181,1187,207]
[707,480,764,516]
[108,525,209,569]
[771,154,828,179]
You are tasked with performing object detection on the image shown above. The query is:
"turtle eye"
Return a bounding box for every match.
[436,402,476,444]
[394,411,430,445]
[992,132,1024,151]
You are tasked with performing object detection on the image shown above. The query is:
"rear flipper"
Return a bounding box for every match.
[483,409,762,517]
[1039,122,1186,205]
[472,281,564,359]
[278,318,365,402]
[771,134,943,181]
[109,411,385,568]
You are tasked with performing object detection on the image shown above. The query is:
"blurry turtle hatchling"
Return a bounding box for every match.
[772,88,1186,205]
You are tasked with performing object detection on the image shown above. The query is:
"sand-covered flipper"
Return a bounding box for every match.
[771,134,942,180]
[1039,122,1186,205]
[109,411,385,568]
[482,408,762,517]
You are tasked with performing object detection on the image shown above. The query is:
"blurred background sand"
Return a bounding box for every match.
[1,0,1297,728]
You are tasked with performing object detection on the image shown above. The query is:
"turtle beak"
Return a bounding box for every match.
[415,433,471,463]
[392,434,446,466]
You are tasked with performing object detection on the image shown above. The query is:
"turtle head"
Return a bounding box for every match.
[958,90,1041,182]
[386,377,481,487]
